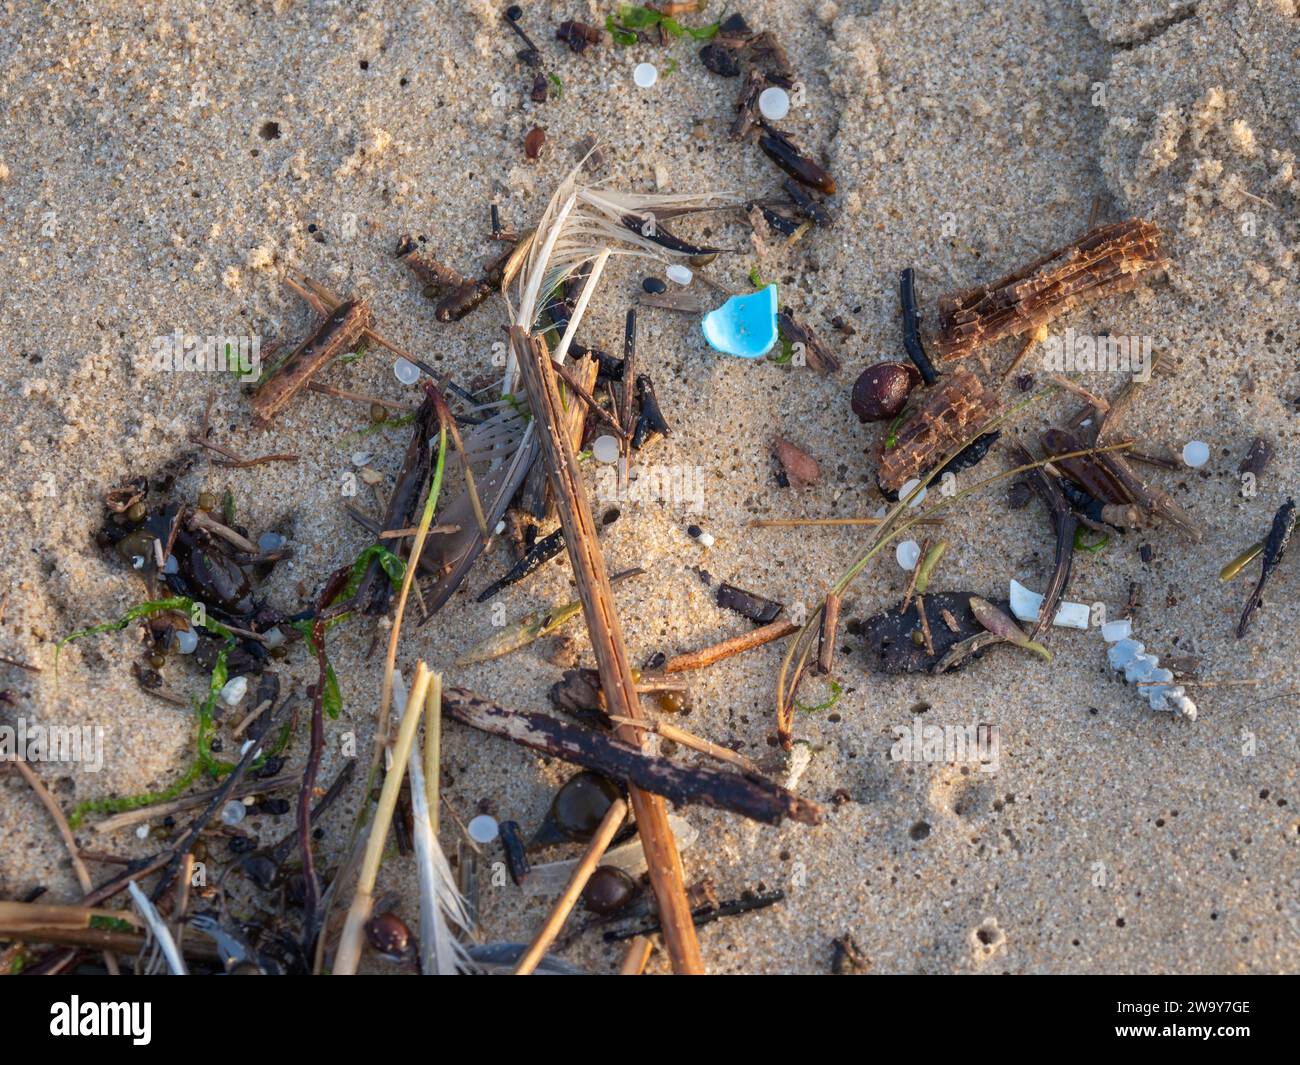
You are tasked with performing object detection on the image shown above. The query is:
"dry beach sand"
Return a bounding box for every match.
[0,0,1296,973]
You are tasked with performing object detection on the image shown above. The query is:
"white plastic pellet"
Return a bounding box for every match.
[591,434,621,464]
[758,86,791,121]
[1182,440,1210,468]
[393,357,420,385]
[220,800,246,826]
[665,263,693,286]
[175,627,199,655]
[219,675,248,708]
[258,531,286,553]
[467,815,500,844]
[896,539,922,571]
[633,63,658,88]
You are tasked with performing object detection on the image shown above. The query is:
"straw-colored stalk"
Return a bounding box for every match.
[334,663,432,975]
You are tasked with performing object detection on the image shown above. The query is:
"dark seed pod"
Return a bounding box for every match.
[365,911,415,963]
[758,125,836,195]
[556,20,601,52]
[851,361,920,422]
[530,771,622,848]
[699,42,741,77]
[582,865,638,915]
[530,72,548,103]
[499,820,531,886]
[772,436,820,489]
[717,582,784,624]
[632,374,670,450]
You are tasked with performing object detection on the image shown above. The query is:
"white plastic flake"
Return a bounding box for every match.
[896,540,921,571]
[1100,618,1132,643]
[1008,579,1089,629]
[1101,628,1196,720]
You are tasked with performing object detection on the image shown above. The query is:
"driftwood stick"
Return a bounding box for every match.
[513,797,628,975]
[442,687,821,826]
[664,618,798,675]
[509,328,703,973]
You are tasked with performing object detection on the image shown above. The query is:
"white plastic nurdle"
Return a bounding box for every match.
[1182,440,1210,468]
[591,434,620,464]
[394,357,420,385]
[896,540,921,571]
[758,86,791,121]
[468,815,500,844]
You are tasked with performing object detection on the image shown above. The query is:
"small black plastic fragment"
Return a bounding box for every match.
[717,582,784,624]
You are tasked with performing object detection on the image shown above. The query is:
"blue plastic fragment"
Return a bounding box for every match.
[701,284,779,358]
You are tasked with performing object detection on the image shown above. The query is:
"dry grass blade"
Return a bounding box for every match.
[334,663,432,975]
[408,672,470,975]
[513,797,627,975]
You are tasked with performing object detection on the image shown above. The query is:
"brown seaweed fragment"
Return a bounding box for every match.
[1237,497,1295,638]
[776,310,840,374]
[859,592,1011,674]
[934,219,1167,361]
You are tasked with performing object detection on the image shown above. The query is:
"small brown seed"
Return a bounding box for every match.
[773,436,820,489]
[524,127,545,161]
[582,865,637,915]
[851,361,920,422]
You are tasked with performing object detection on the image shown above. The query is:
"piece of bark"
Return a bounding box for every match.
[934,219,1166,360]
[877,368,998,492]
[442,687,822,827]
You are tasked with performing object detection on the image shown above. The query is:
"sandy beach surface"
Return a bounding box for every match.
[0,0,1296,974]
